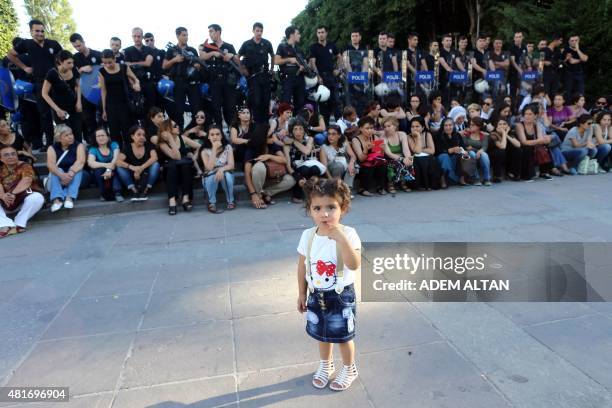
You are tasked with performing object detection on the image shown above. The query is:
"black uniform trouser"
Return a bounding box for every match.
[140,79,157,122]
[34,80,54,149]
[247,72,271,124]
[543,71,560,98]
[564,71,585,101]
[210,76,237,127]
[81,99,99,145]
[319,72,341,126]
[172,78,202,131]
[106,102,132,148]
[19,99,41,148]
[280,73,305,112]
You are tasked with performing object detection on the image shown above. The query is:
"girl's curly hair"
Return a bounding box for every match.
[303,177,352,214]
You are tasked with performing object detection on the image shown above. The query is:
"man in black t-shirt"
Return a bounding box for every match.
[343,29,368,115]
[486,38,510,102]
[438,34,455,106]
[274,26,306,112]
[451,36,471,104]
[7,19,62,149]
[201,24,240,127]
[542,34,563,98]
[239,22,275,124]
[373,32,398,82]
[308,25,341,125]
[124,27,156,120]
[110,37,125,65]
[563,35,588,100]
[508,31,528,107]
[163,27,203,130]
[405,32,425,96]
[70,33,103,143]
[143,32,166,110]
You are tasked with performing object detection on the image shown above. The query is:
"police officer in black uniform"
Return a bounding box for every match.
[438,34,455,107]
[201,24,240,127]
[163,26,202,131]
[309,25,341,125]
[275,26,306,112]
[405,32,425,97]
[70,33,103,144]
[110,37,125,65]
[124,27,155,121]
[344,29,368,115]
[7,19,62,150]
[239,22,275,124]
[143,32,166,111]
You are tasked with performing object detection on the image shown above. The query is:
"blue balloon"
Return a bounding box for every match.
[13,80,33,96]
[157,79,174,97]
[314,132,327,146]
[200,83,210,96]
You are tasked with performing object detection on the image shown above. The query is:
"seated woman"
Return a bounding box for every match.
[381,116,412,192]
[516,104,554,181]
[46,124,86,212]
[147,107,165,144]
[380,93,408,132]
[268,102,293,146]
[406,94,422,120]
[568,93,589,121]
[87,128,123,202]
[299,104,326,139]
[116,125,160,201]
[362,101,384,137]
[0,119,35,164]
[407,116,439,190]
[42,50,83,142]
[488,118,518,183]
[593,111,612,172]
[182,110,208,144]
[200,125,235,213]
[462,117,492,186]
[284,118,325,203]
[428,91,446,133]
[230,106,255,164]
[319,124,357,189]
[434,118,467,188]
[560,114,601,173]
[244,124,295,209]
[0,145,44,237]
[156,119,201,214]
[352,117,388,196]
[547,93,575,141]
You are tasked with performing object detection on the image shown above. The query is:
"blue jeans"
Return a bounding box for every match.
[49,170,83,201]
[596,144,612,167]
[92,168,122,195]
[116,162,160,190]
[437,153,460,183]
[468,150,491,181]
[562,148,589,168]
[203,171,234,204]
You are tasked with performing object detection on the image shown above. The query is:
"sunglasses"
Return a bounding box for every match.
[195,115,205,119]
[586,122,594,126]
[483,102,491,106]
[596,101,607,105]
[144,39,153,42]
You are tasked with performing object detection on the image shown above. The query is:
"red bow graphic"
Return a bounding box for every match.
[316,260,336,277]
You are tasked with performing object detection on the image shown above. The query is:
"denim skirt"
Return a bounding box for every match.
[305,284,356,343]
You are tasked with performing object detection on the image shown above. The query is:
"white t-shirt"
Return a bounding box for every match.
[297,226,361,291]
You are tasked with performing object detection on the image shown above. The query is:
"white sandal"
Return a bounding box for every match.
[330,363,358,391]
[312,359,335,389]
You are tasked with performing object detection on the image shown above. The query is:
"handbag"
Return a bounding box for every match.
[534,146,552,166]
[587,158,599,175]
[298,159,327,176]
[1,178,32,213]
[265,160,287,184]
[459,155,477,178]
[121,65,145,116]
[42,149,69,192]
[577,157,590,175]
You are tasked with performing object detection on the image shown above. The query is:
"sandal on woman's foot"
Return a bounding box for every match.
[377,188,387,195]
[262,194,276,205]
[227,202,236,210]
[168,205,177,215]
[358,190,373,197]
[208,203,221,214]
[387,184,397,194]
[330,363,358,391]
[312,360,335,389]
[400,182,412,192]
[182,201,193,212]
[0,227,17,238]
[291,197,303,204]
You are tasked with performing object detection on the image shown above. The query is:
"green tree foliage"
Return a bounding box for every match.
[24,0,77,49]
[0,0,19,57]
[292,0,611,97]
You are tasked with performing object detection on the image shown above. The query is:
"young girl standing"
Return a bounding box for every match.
[297,178,361,391]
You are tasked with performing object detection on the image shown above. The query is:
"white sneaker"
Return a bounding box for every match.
[64,199,74,209]
[50,201,63,212]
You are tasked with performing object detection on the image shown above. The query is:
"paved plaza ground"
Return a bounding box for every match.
[1,174,612,407]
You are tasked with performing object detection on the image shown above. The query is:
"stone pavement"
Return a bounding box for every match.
[1,174,612,408]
